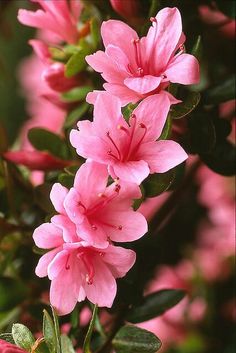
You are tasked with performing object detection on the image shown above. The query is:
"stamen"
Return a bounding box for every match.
[91,224,97,230]
[78,201,86,212]
[150,17,157,23]
[98,192,105,198]
[106,131,121,160]
[81,254,95,285]
[132,38,143,74]
[117,124,129,135]
[115,184,121,193]
[107,149,119,160]
[118,225,123,230]
[65,254,70,270]
[99,252,105,257]
[137,67,144,76]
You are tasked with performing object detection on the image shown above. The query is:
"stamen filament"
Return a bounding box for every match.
[106,132,121,160]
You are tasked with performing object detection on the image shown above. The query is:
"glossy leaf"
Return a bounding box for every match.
[171,91,201,119]
[126,289,186,323]
[28,128,68,160]
[203,76,236,104]
[142,169,175,198]
[61,86,92,103]
[112,325,162,353]
[159,115,172,139]
[64,102,90,128]
[90,17,100,49]
[188,113,216,154]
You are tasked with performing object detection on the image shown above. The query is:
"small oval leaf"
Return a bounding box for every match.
[12,323,35,351]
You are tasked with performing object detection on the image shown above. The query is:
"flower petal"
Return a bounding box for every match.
[103,245,136,278]
[33,223,63,249]
[165,53,200,85]
[124,75,162,95]
[50,183,68,214]
[35,248,61,277]
[113,160,150,184]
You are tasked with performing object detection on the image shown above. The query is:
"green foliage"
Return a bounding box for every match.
[203,76,236,104]
[43,309,57,353]
[126,289,186,323]
[0,277,27,311]
[83,305,98,353]
[142,169,175,198]
[12,323,35,351]
[171,91,201,120]
[112,325,162,353]
[61,86,93,103]
[64,102,90,128]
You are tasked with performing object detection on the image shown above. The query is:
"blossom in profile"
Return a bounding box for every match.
[18,0,83,44]
[33,216,136,315]
[86,7,200,105]
[50,161,147,248]
[70,93,188,184]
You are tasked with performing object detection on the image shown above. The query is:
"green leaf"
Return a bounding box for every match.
[43,309,57,353]
[112,325,162,353]
[48,47,68,62]
[58,173,74,189]
[191,35,202,62]
[61,335,75,353]
[65,40,91,78]
[188,113,216,154]
[64,102,90,128]
[12,323,35,351]
[62,86,92,103]
[0,308,20,330]
[142,169,175,198]
[51,306,62,353]
[34,183,55,213]
[122,103,138,121]
[126,289,186,324]
[83,304,98,353]
[0,333,15,344]
[28,128,68,160]
[171,91,201,119]
[203,76,236,104]
[159,115,172,139]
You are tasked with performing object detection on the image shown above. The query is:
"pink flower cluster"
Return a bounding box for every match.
[17,2,200,315]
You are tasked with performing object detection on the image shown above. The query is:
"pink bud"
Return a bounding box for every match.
[109,0,140,20]
[0,339,28,353]
[42,63,79,92]
[3,150,72,171]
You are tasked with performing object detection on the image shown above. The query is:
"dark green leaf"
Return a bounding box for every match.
[58,173,74,189]
[65,40,91,78]
[12,323,35,351]
[64,102,90,128]
[83,304,98,353]
[90,17,100,49]
[203,76,236,104]
[122,103,138,122]
[0,333,15,344]
[188,113,216,154]
[28,128,68,160]
[43,309,57,353]
[171,91,201,119]
[62,87,92,103]
[61,335,75,353]
[143,169,175,198]
[34,183,55,213]
[159,115,172,139]
[112,325,162,353]
[126,289,186,324]
[201,139,236,176]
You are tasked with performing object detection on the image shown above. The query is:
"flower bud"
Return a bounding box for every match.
[110,0,140,20]
[42,62,79,92]
[3,150,71,171]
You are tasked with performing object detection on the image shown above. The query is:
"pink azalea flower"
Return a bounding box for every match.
[110,0,140,20]
[18,0,83,44]
[0,340,28,353]
[70,92,188,185]
[33,217,136,315]
[50,161,147,248]
[86,7,199,105]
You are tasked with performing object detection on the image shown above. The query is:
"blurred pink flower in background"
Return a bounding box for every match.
[18,0,83,44]
[0,339,27,353]
[86,7,199,105]
[109,0,140,20]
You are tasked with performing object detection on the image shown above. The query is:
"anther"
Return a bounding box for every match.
[98,192,105,198]
[91,224,97,230]
[150,17,157,22]
[86,274,93,285]
[65,255,70,270]
[118,225,122,230]
[115,184,121,193]
[139,123,146,129]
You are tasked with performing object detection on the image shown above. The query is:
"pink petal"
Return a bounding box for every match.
[103,83,141,106]
[73,161,108,207]
[100,210,148,242]
[165,53,200,85]
[101,20,138,68]
[124,75,162,95]
[33,223,63,249]
[86,51,125,84]
[76,219,109,249]
[146,7,183,72]
[35,248,61,277]
[103,245,136,278]
[133,94,170,140]
[51,215,78,243]
[50,257,83,315]
[106,45,130,74]
[50,183,68,214]
[63,187,85,224]
[138,140,188,173]
[86,90,103,104]
[85,258,117,308]
[93,92,122,135]
[113,160,150,184]
[48,249,69,280]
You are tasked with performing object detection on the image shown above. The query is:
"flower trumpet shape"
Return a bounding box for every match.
[86,7,199,105]
[70,93,188,185]
[50,161,147,248]
[33,218,136,315]
[18,0,83,44]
